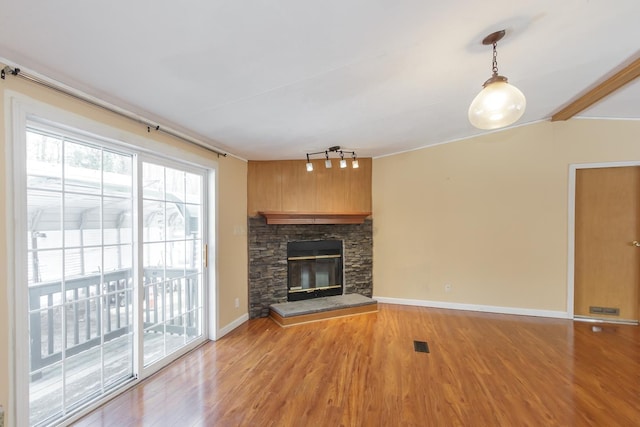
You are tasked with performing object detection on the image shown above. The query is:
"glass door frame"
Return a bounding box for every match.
[7,94,217,426]
[135,153,211,379]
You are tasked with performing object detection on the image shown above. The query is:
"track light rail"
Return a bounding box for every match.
[305,146,359,171]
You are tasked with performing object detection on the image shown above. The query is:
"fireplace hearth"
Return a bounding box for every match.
[287,240,343,301]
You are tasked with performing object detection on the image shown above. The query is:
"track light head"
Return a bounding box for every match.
[324,151,332,168]
[306,154,313,171]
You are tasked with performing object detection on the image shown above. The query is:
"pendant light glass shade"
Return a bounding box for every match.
[468,79,526,130]
[469,29,526,130]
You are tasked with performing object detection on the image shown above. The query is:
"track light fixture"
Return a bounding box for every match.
[468,29,526,130]
[305,146,359,172]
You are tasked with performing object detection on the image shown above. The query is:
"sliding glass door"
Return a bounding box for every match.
[20,124,209,426]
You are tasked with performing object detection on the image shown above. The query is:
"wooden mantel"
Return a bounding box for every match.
[259,211,371,225]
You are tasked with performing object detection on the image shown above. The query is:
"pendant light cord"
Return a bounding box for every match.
[492,42,499,77]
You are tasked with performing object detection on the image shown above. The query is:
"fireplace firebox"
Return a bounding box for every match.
[287,240,343,301]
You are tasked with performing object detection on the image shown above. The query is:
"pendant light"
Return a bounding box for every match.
[468,30,526,130]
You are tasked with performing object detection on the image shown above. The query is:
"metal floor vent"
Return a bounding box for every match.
[413,340,429,353]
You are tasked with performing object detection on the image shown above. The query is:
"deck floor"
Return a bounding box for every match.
[30,331,186,425]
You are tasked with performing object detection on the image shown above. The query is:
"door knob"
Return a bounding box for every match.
[633,241,640,247]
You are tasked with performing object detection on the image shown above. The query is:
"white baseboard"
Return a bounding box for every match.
[372,296,570,319]
[215,313,249,340]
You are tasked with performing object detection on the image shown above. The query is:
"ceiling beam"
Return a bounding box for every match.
[551,55,640,121]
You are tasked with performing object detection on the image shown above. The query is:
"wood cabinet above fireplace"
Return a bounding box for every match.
[248,159,372,216]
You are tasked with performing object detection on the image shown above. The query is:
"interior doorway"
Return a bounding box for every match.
[573,165,640,324]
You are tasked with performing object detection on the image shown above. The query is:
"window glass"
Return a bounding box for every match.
[26,129,135,427]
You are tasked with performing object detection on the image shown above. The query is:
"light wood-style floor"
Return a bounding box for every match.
[75,304,640,426]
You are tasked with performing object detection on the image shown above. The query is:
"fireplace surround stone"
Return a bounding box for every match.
[248,216,373,318]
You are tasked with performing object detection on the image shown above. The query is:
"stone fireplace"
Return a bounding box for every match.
[248,216,372,318]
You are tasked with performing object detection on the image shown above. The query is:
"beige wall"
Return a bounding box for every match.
[0,71,248,423]
[217,156,249,327]
[373,119,640,312]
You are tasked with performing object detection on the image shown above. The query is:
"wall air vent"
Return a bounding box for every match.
[589,306,620,316]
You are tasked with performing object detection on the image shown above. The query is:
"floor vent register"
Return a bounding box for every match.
[413,340,430,353]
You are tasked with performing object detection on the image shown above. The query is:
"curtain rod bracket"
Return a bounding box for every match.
[1,65,20,80]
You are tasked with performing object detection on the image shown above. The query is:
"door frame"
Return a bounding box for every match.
[567,160,640,319]
[5,91,220,426]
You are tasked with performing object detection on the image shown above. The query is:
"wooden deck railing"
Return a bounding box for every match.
[28,267,199,373]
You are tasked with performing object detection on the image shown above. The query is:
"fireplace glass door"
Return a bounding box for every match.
[287,240,343,301]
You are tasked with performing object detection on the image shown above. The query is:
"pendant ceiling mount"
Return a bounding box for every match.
[482,30,505,45]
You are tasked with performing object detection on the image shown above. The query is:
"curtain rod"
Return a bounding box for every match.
[1,65,227,158]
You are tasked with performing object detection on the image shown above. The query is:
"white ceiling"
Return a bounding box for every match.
[1,0,639,160]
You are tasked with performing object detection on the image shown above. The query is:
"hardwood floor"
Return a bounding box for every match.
[74,304,640,426]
